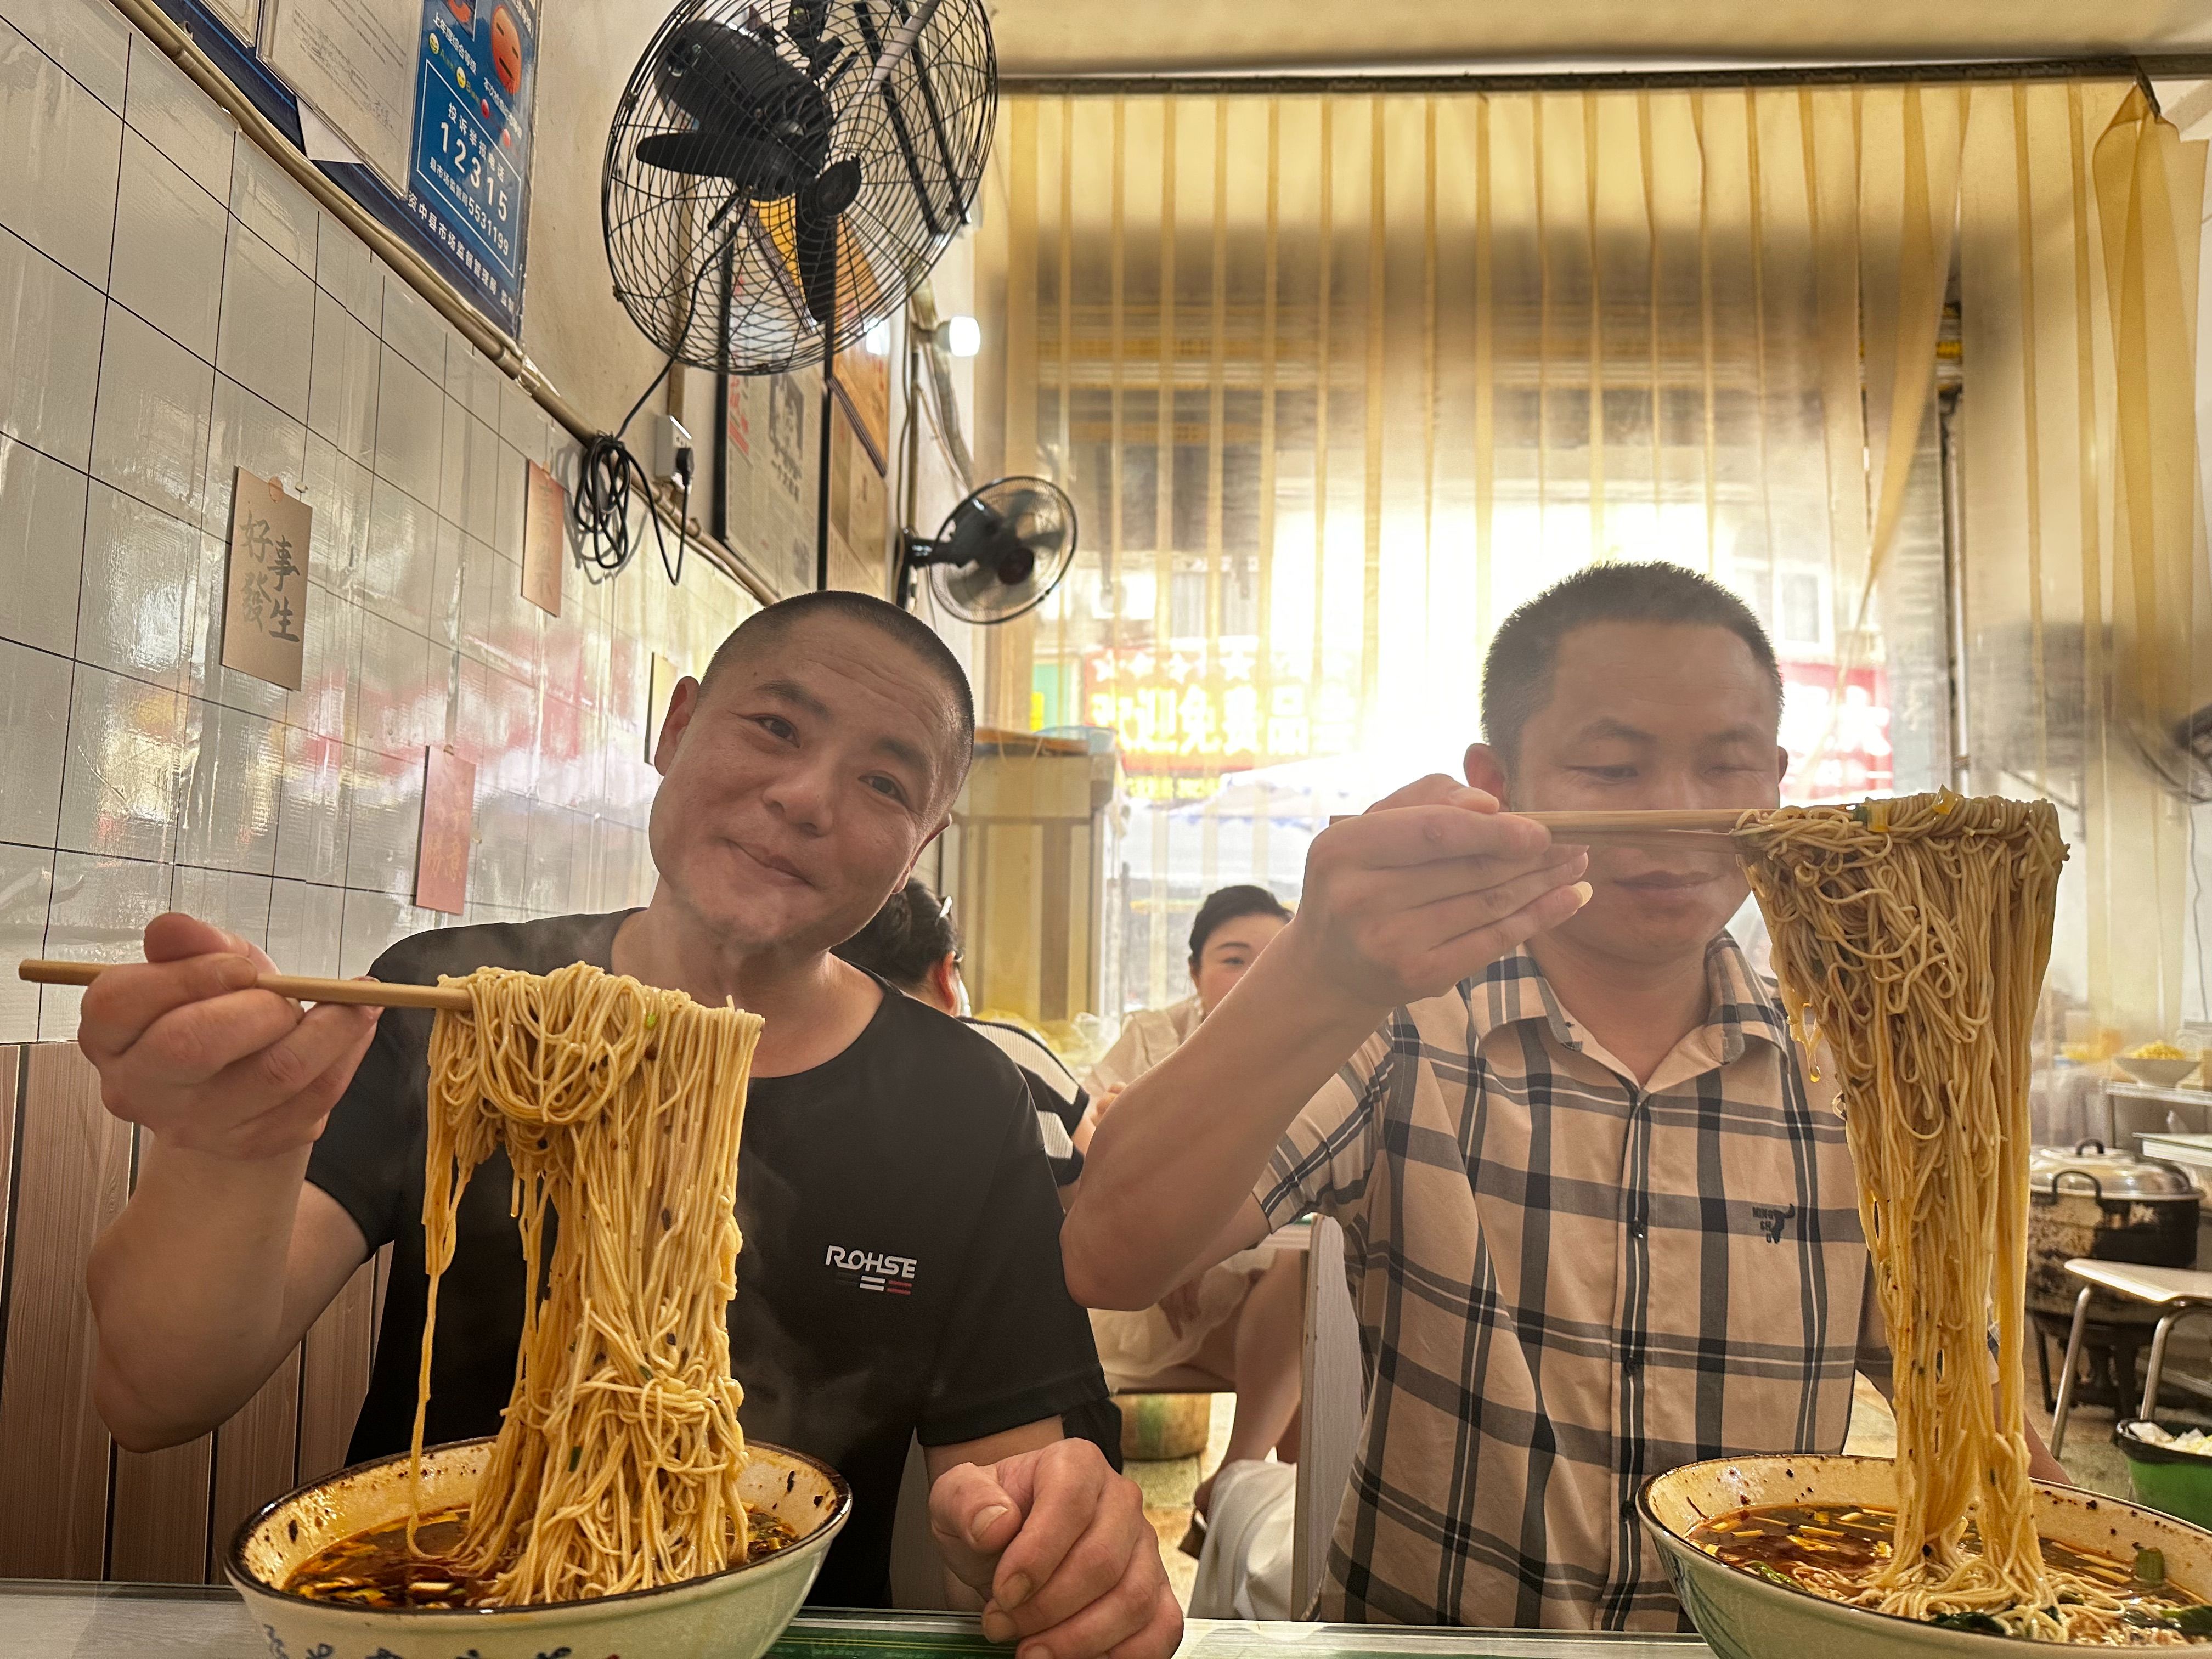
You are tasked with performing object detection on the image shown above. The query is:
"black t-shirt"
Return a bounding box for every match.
[306,911,1113,1607]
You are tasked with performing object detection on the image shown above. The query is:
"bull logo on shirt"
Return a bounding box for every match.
[825,1244,919,1295]
[1752,1203,1798,1244]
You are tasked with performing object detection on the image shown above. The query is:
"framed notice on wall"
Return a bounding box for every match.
[405,0,537,320]
[222,467,311,690]
[165,0,539,335]
[830,339,889,475]
[201,0,261,47]
[829,408,887,582]
[719,366,819,600]
[262,0,418,192]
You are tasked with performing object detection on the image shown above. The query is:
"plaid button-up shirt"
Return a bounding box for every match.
[1256,934,1878,1630]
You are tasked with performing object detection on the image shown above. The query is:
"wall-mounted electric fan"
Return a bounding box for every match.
[603,0,996,376]
[897,476,1077,625]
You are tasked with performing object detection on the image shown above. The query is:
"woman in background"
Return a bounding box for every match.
[1079,886,1292,1113]
[1079,885,1305,1540]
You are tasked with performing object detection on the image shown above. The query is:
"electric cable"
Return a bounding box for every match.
[571,356,690,587]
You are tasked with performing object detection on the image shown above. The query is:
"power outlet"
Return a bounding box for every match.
[648,413,692,486]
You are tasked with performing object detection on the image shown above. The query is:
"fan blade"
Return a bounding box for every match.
[653,20,831,199]
[834,218,887,325]
[795,213,839,325]
[994,486,1061,540]
[738,199,811,321]
[636,128,757,179]
[786,0,830,52]
[794,159,864,328]
[940,556,1024,613]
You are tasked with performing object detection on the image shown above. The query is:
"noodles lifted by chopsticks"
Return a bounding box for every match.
[1734,792,2117,1641]
[408,961,765,1606]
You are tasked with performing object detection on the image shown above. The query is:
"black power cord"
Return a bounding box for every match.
[571,355,692,586]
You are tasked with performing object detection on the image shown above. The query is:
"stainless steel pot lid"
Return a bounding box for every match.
[2029,1139,2198,1198]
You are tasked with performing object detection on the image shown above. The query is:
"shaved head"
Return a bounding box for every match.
[701,591,976,777]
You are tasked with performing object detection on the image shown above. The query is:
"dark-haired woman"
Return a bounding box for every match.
[1077,886,1291,1116]
[1078,885,1303,1539]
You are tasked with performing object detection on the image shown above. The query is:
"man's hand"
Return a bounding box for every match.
[78,913,381,1163]
[1282,774,1590,1017]
[81,914,382,1452]
[930,1439,1180,1659]
[1158,1276,1205,1339]
[1063,775,1590,1314]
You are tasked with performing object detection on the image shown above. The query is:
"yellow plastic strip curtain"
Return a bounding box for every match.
[1957,83,2209,1039]
[974,78,2204,1030]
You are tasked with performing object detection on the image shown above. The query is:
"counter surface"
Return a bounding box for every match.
[0,1583,1714,1658]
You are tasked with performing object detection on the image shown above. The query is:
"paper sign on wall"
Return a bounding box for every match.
[416,746,477,916]
[222,468,312,691]
[721,366,817,599]
[831,337,889,474]
[522,459,565,617]
[647,652,682,763]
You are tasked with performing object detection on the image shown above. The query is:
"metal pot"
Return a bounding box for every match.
[2027,1140,2200,1312]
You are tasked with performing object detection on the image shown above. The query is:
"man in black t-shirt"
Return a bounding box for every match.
[76,594,1177,1658]
[317,912,1118,1607]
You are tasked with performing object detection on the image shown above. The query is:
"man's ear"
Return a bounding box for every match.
[902,815,953,885]
[1775,744,1791,783]
[652,677,702,775]
[931,951,964,1015]
[1463,742,1509,805]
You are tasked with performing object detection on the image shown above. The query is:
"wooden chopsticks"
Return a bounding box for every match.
[1520,810,1750,842]
[17,959,472,1012]
[1520,810,1750,833]
[1327,808,1755,840]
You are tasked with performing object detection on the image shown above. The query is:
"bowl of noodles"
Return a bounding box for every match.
[228,1435,850,1659]
[1642,1453,2212,1652]
[226,962,848,1657]
[1694,796,2212,1648]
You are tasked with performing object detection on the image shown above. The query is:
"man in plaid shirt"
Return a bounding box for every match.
[1064,563,2062,1629]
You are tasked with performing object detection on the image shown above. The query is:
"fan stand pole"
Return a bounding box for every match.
[815,241,839,593]
[713,244,733,546]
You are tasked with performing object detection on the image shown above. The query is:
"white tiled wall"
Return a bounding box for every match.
[0,0,759,1040]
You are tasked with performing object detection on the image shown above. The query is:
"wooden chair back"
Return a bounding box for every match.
[0,1044,385,1583]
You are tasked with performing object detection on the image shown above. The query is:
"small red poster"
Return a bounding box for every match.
[415,746,477,916]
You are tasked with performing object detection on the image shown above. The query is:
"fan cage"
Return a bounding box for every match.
[603,0,996,378]
[930,476,1078,625]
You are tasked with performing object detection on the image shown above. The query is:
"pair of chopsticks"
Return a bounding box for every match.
[18,958,471,1011]
[15,812,1770,1012]
[1521,810,1746,844]
[1325,809,1751,843]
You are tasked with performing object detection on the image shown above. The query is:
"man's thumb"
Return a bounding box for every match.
[968,1503,1011,1548]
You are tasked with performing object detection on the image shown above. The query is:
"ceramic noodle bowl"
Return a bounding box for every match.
[1641,1453,2212,1657]
[228,1438,850,1659]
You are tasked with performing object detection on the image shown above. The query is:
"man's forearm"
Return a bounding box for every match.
[87,1139,317,1449]
[1062,930,1383,1310]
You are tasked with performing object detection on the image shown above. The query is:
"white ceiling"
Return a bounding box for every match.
[984,0,2212,77]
